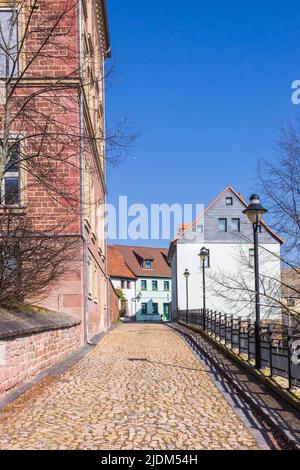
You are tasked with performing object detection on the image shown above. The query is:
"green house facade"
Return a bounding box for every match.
[136,277,171,322]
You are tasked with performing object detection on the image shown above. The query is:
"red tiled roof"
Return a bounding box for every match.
[114,245,171,278]
[107,246,136,280]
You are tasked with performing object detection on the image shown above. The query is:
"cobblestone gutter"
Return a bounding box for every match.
[0,308,82,400]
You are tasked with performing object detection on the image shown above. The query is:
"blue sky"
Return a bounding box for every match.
[105,0,299,247]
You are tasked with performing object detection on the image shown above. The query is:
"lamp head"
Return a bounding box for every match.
[243,194,267,225]
[199,247,209,262]
[183,269,190,279]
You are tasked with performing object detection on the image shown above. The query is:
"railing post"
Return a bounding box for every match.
[213,311,216,337]
[269,323,274,378]
[231,316,234,350]
[224,314,227,345]
[288,328,293,391]
[238,317,241,355]
[247,319,251,361]
[258,321,263,368]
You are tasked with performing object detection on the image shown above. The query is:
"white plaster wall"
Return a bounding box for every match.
[171,253,177,314]
[175,242,281,319]
[111,279,137,318]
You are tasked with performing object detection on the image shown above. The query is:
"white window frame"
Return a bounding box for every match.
[0,7,19,78]
[1,139,20,207]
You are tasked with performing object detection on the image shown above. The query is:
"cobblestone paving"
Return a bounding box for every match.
[0,324,261,450]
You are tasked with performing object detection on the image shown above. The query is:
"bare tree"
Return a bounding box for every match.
[207,243,283,320]
[0,1,136,306]
[258,117,300,324]
[0,209,80,306]
[260,118,300,260]
[208,118,300,326]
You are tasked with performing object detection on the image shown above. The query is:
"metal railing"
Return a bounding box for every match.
[175,309,300,390]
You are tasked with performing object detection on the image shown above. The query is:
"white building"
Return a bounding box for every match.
[168,186,283,320]
[108,245,137,319]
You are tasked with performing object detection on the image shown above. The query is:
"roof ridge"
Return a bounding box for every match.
[113,244,169,251]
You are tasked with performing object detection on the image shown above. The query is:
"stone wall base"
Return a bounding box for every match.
[0,325,81,400]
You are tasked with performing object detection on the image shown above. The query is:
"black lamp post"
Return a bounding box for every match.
[198,247,209,331]
[183,269,190,323]
[243,194,267,370]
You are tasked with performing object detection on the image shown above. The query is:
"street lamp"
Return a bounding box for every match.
[243,194,268,370]
[183,269,190,323]
[198,247,209,331]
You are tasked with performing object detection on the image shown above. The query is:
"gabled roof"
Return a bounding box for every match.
[108,246,136,280]
[170,185,283,248]
[114,245,171,279]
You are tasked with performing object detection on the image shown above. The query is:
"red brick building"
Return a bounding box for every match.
[0,1,111,343]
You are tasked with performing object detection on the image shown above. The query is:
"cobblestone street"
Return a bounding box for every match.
[0,324,262,450]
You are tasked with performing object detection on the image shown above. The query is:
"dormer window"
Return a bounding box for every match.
[226,197,233,206]
[145,260,152,269]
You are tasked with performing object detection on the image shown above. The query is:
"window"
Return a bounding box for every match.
[141,303,147,314]
[218,218,227,232]
[145,260,152,269]
[287,298,296,308]
[121,280,126,289]
[164,281,170,291]
[127,281,131,289]
[141,280,147,291]
[249,248,255,268]
[152,303,158,314]
[226,197,233,206]
[3,255,17,279]
[94,265,98,303]
[152,280,158,291]
[258,224,262,233]
[0,9,18,77]
[88,256,92,299]
[1,142,20,206]
[232,218,240,232]
[196,224,203,233]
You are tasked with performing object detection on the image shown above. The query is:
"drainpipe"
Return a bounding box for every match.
[78,0,90,344]
[103,50,110,331]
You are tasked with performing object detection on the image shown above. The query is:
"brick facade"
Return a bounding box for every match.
[0,1,111,341]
